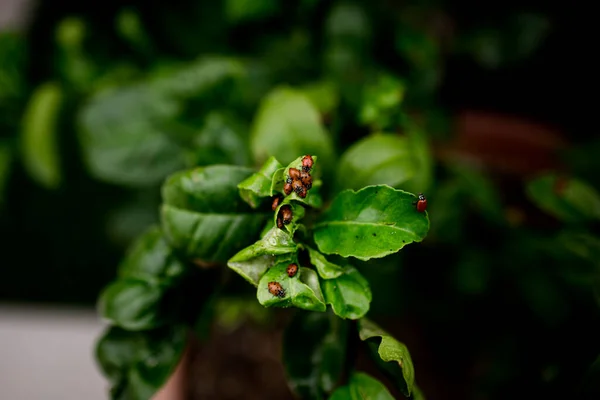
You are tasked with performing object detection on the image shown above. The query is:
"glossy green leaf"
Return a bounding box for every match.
[329,372,395,400]
[257,262,326,312]
[358,318,415,397]
[322,267,371,319]
[283,311,348,399]
[20,81,63,189]
[238,156,283,208]
[78,83,185,187]
[314,185,430,261]
[307,247,345,279]
[526,174,600,223]
[96,325,186,400]
[249,87,335,173]
[227,226,297,286]
[117,226,186,284]
[98,279,166,331]
[336,134,415,191]
[161,165,268,262]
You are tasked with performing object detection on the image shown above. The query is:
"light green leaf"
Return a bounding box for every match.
[300,81,339,115]
[358,318,415,397]
[314,185,430,261]
[526,174,600,223]
[307,247,345,279]
[20,81,63,189]
[274,199,306,235]
[117,226,186,285]
[336,134,415,191]
[249,87,335,173]
[329,372,395,400]
[257,262,326,312]
[227,226,297,286]
[161,165,268,263]
[283,311,348,399]
[322,267,371,319]
[238,156,283,208]
[95,325,186,400]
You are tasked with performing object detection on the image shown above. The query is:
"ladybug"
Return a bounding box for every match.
[268,281,285,298]
[300,171,312,190]
[286,263,298,277]
[301,155,314,172]
[271,196,282,211]
[276,216,284,229]
[288,168,301,180]
[280,205,293,224]
[413,193,427,212]
[291,179,303,193]
[283,181,293,195]
[295,185,307,198]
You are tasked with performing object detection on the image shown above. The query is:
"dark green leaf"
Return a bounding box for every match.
[322,267,371,319]
[283,311,348,399]
[358,318,415,397]
[96,325,186,400]
[329,372,395,400]
[226,0,279,23]
[307,247,345,279]
[118,225,186,284]
[336,134,415,191]
[0,142,11,209]
[526,174,600,223]
[238,156,283,208]
[314,185,430,261]
[249,87,335,174]
[228,225,297,286]
[98,279,166,331]
[257,262,326,312]
[20,81,63,189]
[161,165,268,262]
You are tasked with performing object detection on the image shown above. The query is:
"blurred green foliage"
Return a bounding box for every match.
[1,0,598,399]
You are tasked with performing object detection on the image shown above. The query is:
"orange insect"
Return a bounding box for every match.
[268,281,285,297]
[301,155,313,172]
[286,263,298,277]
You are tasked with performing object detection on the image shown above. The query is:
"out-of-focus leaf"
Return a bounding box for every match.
[451,163,505,224]
[0,32,26,100]
[105,190,160,247]
[329,372,395,400]
[314,186,430,261]
[300,81,339,116]
[307,247,345,279]
[226,0,279,23]
[322,266,371,319]
[190,112,250,167]
[402,124,433,195]
[526,174,600,223]
[117,226,186,284]
[283,311,348,399]
[55,17,96,90]
[116,8,152,54]
[336,134,415,191]
[238,156,283,208]
[98,279,166,331]
[20,82,63,189]
[0,142,12,209]
[227,225,297,286]
[249,87,335,174]
[161,165,267,263]
[96,325,186,400]
[359,73,405,129]
[257,262,326,312]
[358,318,415,397]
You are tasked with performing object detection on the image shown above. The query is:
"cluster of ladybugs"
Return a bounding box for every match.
[271,155,314,230]
[267,263,298,298]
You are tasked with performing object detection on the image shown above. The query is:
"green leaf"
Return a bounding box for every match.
[226,0,279,23]
[96,325,186,400]
[300,81,339,116]
[274,197,306,235]
[322,267,371,319]
[358,318,415,397]
[307,247,345,279]
[20,81,63,189]
[283,311,348,399]
[117,225,186,284]
[314,185,430,261]
[78,83,186,187]
[257,262,326,312]
[359,73,405,129]
[249,86,335,174]
[238,156,283,208]
[329,372,395,400]
[526,174,600,223]
[336,134,415,191]
[0,142,12,209]
[227,225,297,286]
[161,165,268,263]
[402,124,433,195]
